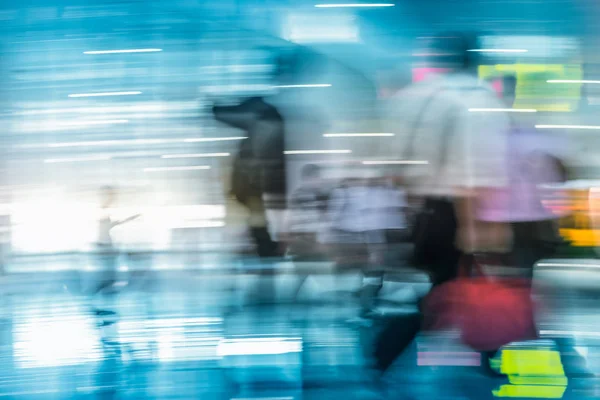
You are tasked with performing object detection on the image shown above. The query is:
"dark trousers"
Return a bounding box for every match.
[249,227,279,258]
[417,198,462,286]
[244,194,280,258]
[374,199,461,371]
[512,219,560,272]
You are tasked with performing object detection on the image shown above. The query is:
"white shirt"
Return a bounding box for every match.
[382,73,511,197]
[328,185,407,232]
[97,210,117,246]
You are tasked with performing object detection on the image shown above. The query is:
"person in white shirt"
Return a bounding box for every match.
[382,34,512,284]
[373,32,513,375]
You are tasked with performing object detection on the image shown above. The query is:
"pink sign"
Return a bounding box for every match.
[412,67,449,82]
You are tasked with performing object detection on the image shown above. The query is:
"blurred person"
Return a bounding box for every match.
[90,186,140,318]
[478,75,568,273]
[372,176,410,247]
[326,175,408,318]
[384,33,512,284]
[213,97,286,258]
[375,32,514,372]
[284,164,330,301]
[0,215,9,276]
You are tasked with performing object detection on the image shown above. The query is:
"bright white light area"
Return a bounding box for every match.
[183,137,247,143]
[276,84,332,88]
[285,149,351,155]
[68,91,142,98]
[536,125,600,130]
[315,3,394,7]
[547,80,600,84]
[467,49,528,53]
[324,133,394,137]
[84,48,162,55]
[144,166,211,172]
[11,194,97,253]
[11,202,226,255]
[468,108,537,113]
[161,153,230,159]
[362,160,429,165]
[217,338,302,357]
[44,156,111,164]
[174,221,226,228]
[13,316,101,368]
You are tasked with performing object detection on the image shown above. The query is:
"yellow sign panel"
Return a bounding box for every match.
[478,64,583,112]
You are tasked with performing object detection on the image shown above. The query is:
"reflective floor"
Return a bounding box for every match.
[1,258,600,399]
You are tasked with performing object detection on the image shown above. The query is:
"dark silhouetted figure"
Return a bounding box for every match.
[213,97,286,258]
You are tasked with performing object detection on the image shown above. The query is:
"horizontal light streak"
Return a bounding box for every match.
[161,153,230,159]
[48,139,169,148]
[59,119,129,126]
[68,91,142,98]
[284,150,351,155]
[467,49,528,53]
[536,125,600,130]
[324,133,394,137]
[46,137,246,148]
[183,137,247,143]
[537,262,600,268]
[144,166,211,172]
[44,156,111,163]
[362,160,428,165]
[469,108,537,113]
[275,84,332,88]
[217,338,302,356]
[315,3,394,7]
[84,48,162,55]
[547,80,600,84]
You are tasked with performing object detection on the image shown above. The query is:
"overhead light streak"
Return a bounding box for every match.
[315,3,394,7]
[217,338,302,357]
[45,137,245,148]
[547,80,600,84]
[275,84,332,88]
[362,160,428,165]
[44,156,111,164]
[536,125,600,130]
[468,108,537,113]
[59,119,129,126]
[537,262,600,269]
[183,137,247,143]
[84,48,162,55]
[324,133,394,137]
[284,150,352,155]
[47,139,169,148]
[467,49,528,53]
[68,91,142,98]
[144,166,211,172]
[161,153,230,159]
